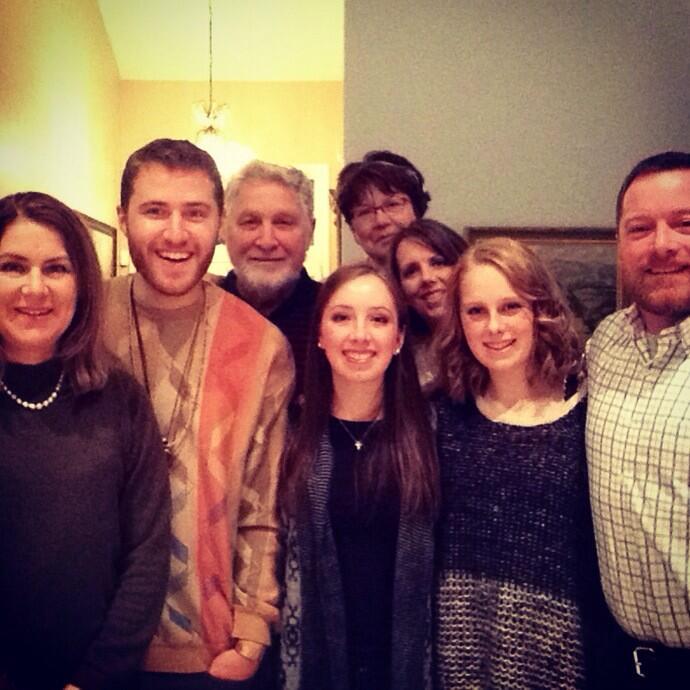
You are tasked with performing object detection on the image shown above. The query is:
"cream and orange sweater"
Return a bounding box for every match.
[103,276,294,673]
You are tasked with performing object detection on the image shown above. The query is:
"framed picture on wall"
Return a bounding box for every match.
[77,212,117,278]
[465,226,620,337]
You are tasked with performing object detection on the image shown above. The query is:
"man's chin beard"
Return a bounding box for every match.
[235,269,300,310]
[626,277,690,324]
[129,249,212,298]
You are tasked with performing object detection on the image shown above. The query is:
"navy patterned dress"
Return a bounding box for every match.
[435,396,603,690]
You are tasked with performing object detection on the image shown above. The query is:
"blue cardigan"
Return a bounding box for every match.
[280,432,434,690]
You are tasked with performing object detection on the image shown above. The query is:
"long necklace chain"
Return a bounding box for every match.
[129,279,206,459]
[336,417,379,452]
[0,370,65,411]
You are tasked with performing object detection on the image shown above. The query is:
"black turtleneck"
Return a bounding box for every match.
[1,358,63,404]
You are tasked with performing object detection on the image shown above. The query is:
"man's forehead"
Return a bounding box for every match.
[623,168,690,208]
[131,163,216,199]
[235,179,307,214]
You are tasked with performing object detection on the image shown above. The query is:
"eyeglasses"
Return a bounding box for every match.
[351,195,410,224]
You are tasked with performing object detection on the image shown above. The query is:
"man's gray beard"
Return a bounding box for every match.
[235,269,301,312]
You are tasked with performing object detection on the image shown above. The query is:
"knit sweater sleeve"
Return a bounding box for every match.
[231,334,295,646]
[70,372,172,689]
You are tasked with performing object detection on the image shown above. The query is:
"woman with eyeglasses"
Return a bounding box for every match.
[335,150,431,270]
[390,219,467,394]
[280,263,438,690]
[433,238,615,689]
[0,192,170,690]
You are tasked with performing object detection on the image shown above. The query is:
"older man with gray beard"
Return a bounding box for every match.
[220,161,320,399]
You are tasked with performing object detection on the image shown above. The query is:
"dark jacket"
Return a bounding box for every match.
[281,432,433,690]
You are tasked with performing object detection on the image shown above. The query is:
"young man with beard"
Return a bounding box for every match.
[103,139,294,689]
[220,161,319,398]
[585,151,690,689]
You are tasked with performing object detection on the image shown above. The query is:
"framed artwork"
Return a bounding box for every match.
[464,226,620,337]
[77,212,117,278]
[329,188,343,268]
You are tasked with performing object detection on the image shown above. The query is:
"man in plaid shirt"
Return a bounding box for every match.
[586,151,690,689]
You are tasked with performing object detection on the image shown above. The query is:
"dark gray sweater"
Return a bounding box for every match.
[0,362,171,690]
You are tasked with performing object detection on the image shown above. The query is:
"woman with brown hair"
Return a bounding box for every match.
[335,150,430,269]
[280,263,438,690]
[390,219,467,393]
[433,237,610,689]
[0,192,170,690]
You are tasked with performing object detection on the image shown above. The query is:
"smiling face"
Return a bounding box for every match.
[0,219,77,363]
[119,162,220,307]
[224,179,314,301]
[459,262,535,380]
[618,168,690,333]
[395,238,455,326]
[350,186,416,265]
[319,273,403,389]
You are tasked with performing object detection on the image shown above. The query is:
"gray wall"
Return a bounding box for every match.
[342,0,689,261]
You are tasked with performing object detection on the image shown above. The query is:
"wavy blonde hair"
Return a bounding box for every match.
[435,237,584,401]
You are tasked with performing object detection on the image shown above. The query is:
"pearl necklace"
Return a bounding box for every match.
[0,370,65,410]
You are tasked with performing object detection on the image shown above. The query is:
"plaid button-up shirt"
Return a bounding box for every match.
[586,305,690,647]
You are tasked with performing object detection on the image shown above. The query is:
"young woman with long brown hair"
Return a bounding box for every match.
[280,263,438,690]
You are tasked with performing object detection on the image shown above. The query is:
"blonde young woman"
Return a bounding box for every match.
[433,238,613,689]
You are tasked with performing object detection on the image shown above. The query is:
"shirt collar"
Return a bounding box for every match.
[625,303,690,356]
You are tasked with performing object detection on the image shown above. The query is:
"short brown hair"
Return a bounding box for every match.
[616,150,690,225]
[120,138,224,213]
[0,192,107,391]
[335,150,431,224]
[436,237,583,400]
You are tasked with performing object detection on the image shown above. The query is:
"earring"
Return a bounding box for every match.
[394,347,401,355]
[317,341,324,349]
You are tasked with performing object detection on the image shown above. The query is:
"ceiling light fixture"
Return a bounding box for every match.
[194,0,254,181]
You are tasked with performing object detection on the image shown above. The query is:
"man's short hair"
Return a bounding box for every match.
[120,138,224,213]
[335,150,431,224]
[616,151,690,225]
[224,160,314,219]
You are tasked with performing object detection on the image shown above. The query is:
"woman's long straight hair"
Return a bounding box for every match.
[282,263,438,518]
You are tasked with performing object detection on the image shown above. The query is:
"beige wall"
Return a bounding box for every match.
[0,0,343,264]
[118,80,343,275]
[0,0,120,225]
[119,80,343,188]
[342,0,690,262]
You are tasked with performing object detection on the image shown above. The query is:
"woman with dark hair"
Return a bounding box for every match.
[280,263,438,690]
[335,150,431,269]
[433,238,610,689]
[0,192,170,690]
[390,219,467,393]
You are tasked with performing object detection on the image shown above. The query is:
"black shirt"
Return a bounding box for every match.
[219,268,320,399]
[328,417,399,690]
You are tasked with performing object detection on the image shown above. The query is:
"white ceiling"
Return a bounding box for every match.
[97,0,344,82]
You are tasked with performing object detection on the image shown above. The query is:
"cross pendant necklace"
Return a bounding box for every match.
[336,417,378,452]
